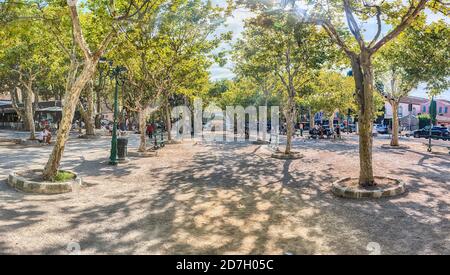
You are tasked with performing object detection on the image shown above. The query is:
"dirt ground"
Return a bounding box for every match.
[0,133,449,254]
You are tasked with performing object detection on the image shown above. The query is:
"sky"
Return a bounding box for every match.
[208,1,450,100]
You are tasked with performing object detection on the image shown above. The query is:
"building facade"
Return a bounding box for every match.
[420,99,450,127]
[384,96,428,131]
[0,100,63,130]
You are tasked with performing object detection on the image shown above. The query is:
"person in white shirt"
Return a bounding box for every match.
[38,126,52,144]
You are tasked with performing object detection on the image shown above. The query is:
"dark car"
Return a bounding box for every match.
[413,126,450,140]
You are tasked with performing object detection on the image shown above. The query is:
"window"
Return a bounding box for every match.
[422,106,427,113]
[398,106,403,117]
[412,107,417,115]
[439,107,443,114]
[445,107,449,114]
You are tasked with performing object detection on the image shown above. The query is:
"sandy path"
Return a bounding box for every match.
[0,133,449,254]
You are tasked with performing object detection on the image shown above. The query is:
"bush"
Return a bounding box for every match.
[418,114,431,129]
[53,171,76,182]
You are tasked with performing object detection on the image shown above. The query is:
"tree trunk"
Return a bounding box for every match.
[21,85,36,139]
[43,62,96,180]
[138,105,147,152]
[11,86,35,135]
[329,113,335,137]
[309,108,315,129]
[352,52,375,187]
[391,101,400,146]
[165,99,172,141]
[24,90,36,139]
[85,82,95,136]
[284,96,295,155]
[78,83,96,136]
[95,82,102,129]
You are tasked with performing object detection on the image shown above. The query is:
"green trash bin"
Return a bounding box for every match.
[117,137,128,161]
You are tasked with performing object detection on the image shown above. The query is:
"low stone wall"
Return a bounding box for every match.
[252,140,270,145]
[271,151,304,160]
[380,144,410,150]
[332,177,406,199]
[0,138,19,143]
[16,139,45,146]
[8,170,82,195]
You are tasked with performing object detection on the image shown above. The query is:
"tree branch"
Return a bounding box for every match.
[93,30,116,60]
[371,0,428,53]
[367,4,382,48]
[343,0,364,48]
[67,0,92,60]
[321,21,355,57]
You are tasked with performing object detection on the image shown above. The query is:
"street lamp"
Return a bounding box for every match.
[101,58,127,165]
[428,96,437,153]
[95,58,108,129]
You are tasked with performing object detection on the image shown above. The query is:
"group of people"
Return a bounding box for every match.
[309,124,341,139]
[146,122,164,139]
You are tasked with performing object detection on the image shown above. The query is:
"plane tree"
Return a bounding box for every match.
[276,0,445,186]
[303,71,356,132]
[375,18,450,146]
[235,12,335,154]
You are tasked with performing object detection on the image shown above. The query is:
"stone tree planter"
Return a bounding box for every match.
[166,139,181,145]
[8,169,82,194]
[380,144,410,150]
[16,139,45,146]
[128,149,158,158]
[252,139,270,145]
[332,176,406,199]
[271,150,304,160]
[78,134,101,140]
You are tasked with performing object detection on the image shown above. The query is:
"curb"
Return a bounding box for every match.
[332,177,406,199]
[271,151,304,160]
[8,169,82,194]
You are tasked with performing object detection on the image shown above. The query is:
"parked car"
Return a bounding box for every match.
[375,124,388,134]
[404,130,414,137]
[413,126,450,140]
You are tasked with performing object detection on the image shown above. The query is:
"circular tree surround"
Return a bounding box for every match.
[8,169,81,194]
[332,176,406,199]
[271,150,304,160]
[252,140,270,145]
[78,134,101,140]
[128,149,158,158]
[166,139,182,145]
[380,144,410,150]
[16,139,46,146]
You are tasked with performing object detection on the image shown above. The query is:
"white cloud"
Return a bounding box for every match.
[209,4,255,81]
[411,84,450,101]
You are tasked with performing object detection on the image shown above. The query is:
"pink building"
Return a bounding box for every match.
[383,96,427,130]
[384,96,427,119]
[420,99,450,127]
